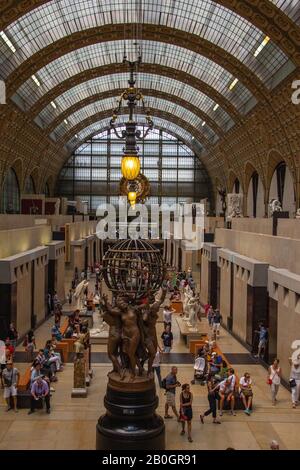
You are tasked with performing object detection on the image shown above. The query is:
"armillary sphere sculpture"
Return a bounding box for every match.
[96,239,166,450]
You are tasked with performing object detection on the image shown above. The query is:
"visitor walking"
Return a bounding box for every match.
[268,358,281,405]
[289,356,300,408]
[152,348,162,388]
[161,324,173,353]
[179,384,193,442]
[212,309,222,339]
[164,366,181,420]
[200,374,221,424]
[163,304,175,327]
[2,361,19,412]
[7,323,18,351]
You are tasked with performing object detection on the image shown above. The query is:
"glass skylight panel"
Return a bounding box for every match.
[271,0,300,25]
[39,72,232,131]
[57,95,216,143]
[2,0,289,87]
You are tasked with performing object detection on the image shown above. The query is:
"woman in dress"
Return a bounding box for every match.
[180,383,193,443]
[268,358,281,405]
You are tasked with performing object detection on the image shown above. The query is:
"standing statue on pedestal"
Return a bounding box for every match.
[227,193,243,221]
[96,239,166,450]
[74,280,89,310]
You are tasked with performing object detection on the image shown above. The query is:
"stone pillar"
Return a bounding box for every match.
[0,246,48,339]
[217,248,234,331]
[268,267,300,382]
[46,241,65,303]
[200,243,220,308]
[231,253,268,350]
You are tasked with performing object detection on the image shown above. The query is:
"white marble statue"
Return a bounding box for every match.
[269,199,282,216]
[89,310,108,337]
[186,295,200,328]
[74,280,89,310]
[227,193,243,221]
[182,285,194,320]
[295,208,300,219]
[54,198,60,215]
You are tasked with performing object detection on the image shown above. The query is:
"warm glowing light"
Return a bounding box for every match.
[128,191,137,207]
[121,155,140,180]
[213,103,219,111]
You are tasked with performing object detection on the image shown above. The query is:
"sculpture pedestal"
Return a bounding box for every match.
[96,371,165,450]
[71,354,87,398]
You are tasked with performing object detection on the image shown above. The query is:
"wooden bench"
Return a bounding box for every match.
[171,301,183,314]
[189,337,208,355]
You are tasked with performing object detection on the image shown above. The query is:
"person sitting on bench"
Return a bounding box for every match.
[239,372,253,415]
[219,371,236,416]
[28,376,51,415]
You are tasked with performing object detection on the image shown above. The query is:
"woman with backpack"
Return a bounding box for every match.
[200,374,221,424]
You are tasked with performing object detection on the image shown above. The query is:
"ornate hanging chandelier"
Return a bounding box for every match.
[110,56,152,204]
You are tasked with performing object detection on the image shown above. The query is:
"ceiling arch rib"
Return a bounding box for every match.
[67,119,199,159]
[5,25,270,103]
[51,96,216,144]
[0,0,291,88]
[11,39,256,115]
[29,63,240,124]
[60,108,211,152]
[0,0,299,68]
[44,84,225,138]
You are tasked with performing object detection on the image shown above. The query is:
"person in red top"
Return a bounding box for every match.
[5,339,15,362]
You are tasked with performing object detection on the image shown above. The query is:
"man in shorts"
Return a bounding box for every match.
[2,361,20,412]
[164,366,181,420]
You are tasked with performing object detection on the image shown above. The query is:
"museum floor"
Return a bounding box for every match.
[1,308,300,451]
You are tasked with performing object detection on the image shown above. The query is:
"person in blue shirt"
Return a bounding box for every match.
[51,322,62,342]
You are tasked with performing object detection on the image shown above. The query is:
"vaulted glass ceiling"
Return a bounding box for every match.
[53,95,216,143]
[67,115,197,151]
[14,40,254,113]
[0,0,289,84]
[39,73,233,132]
[271,0,300,24]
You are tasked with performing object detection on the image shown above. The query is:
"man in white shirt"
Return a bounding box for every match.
[219,368,236,416]
[163,305,175,327]
[152,348,163,388]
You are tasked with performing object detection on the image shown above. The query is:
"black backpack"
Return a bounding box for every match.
[161,377,167,389]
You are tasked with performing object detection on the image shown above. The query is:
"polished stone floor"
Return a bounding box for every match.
[1,294,300,450]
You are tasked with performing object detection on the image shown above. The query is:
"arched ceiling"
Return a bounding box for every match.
[60,107,212,150]
[45,87,224,138]
[28,63,240,122]
[67,118,199,158]
[0,0,299,187]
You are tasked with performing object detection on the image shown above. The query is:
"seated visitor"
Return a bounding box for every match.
[219,360,229,380]
[2,361,19,412]
[209,352,222,375]
[44,341,62,372]
[161,324,173,353]
[239,372,253,415]
[51,321,62,342]
[28,376,51,415]
[219,373,236,416]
